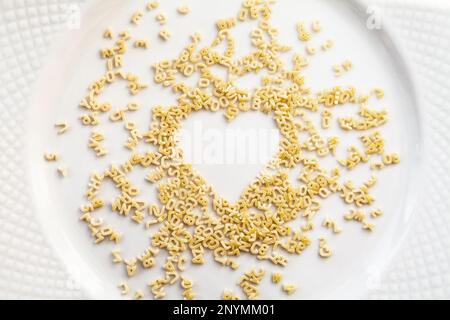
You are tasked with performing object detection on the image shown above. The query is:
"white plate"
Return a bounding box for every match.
[0,0,449,299]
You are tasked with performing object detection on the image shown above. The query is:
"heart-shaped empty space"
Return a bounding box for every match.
[179,111,280,203]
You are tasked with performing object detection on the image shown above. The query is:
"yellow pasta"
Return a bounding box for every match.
[159,29,171,41]
[321,39,334,51]
[112,249,123,263]
[134,39,149,49]
[57,166,69,177]
[372,87,385,99]
[271,272,282,284]
[131,10,144,25]
[311,20,322,33]
[282,284,297,295]
[55,122,70,134]
[134,290,144,300]
[318,237,332,258]
[306,45,317,55]
[322,218,342,234]
[155,13,167,25]
[118,282,129,295]
[146,1,159,11]
[44,153,59,161]
[297,22,311,41]
[371,208,383,218]
[222,290,240,300]
[70,0,402,301]
[125,259,138,277]
[177,5,190,15]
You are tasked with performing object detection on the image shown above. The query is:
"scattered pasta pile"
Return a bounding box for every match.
[46,0,400,299]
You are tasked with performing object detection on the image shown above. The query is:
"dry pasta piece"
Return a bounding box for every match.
[44,153,59,161]
[103,27,113,39]
[318,237,332,258]
[339,146,369,170]
[159,29,171,41]
[321,110,332,129]
[190,32,202,43]
[216,17,236,30]
[371,208,383,218]
[333,60,352,77]
[311,20,322,32]
[322,218,342,234]
[118,283,129,295]
[134,39,149,49]
[55,122,70,134]
[181,277,193,289]
[297,22,311,41]
[125,259,138,277]
[155,13,167,25]
[282,284,297,295]
[306,45,316,55]
[181,277,195,300]
[222,290,240,300]
[321,39,334,51]
[370,162,385,170]
[131,10,144,25]
[333,64,343,77]
[134,290,144,300]
[344,209,366,222]
[301,222,315,232]
[372,87,385,99]
[271,272,282,284]
[118,30,131,41]
[57,166,69,177]
[342,59,353,71]
[361,131,385,155]
[112,249,123,263]
[382,153,401,165]
[80,112,100,126]
[177,5,190,15]
[145,219,159,228]
[88,131,108,157]
[146,1,159,11]
[182,289,196,300]
[239,268,265,300]
[363,222,375,231]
